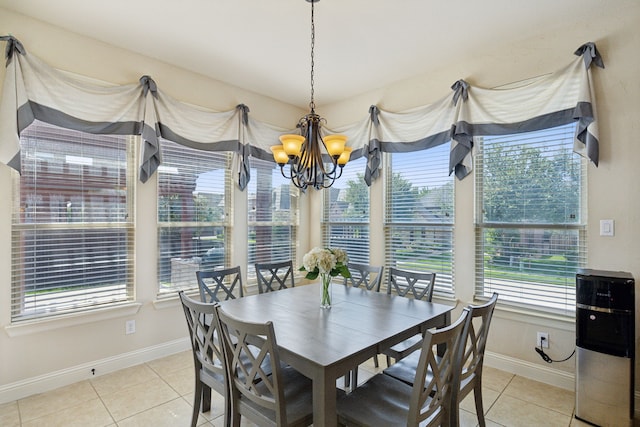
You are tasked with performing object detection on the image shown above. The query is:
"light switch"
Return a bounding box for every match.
[599,219,614,236]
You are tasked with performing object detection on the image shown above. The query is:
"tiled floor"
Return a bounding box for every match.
[0,351,592,427]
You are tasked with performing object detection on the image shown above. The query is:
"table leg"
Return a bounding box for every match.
[437,311,451,357]
[313,369,337,427]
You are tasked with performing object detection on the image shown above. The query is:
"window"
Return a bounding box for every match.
[157,140,231,294]
[322,156,370,264]
[247,158,298,281]
[385,145,455,297]
[11,121,135,321]
[475,123,586,315]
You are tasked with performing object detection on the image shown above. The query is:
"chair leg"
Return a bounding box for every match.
[223,385,231,427]
[352,367,359,391]
[202,384,211,412]
[373,354,379,368]
[344,372,351,389]
[191,381,202,427]
[474,381,486,427]
[386,355,392,367]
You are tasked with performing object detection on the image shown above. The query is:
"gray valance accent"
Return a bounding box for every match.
[0,37,603,189]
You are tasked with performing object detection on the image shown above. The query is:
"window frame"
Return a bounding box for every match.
[156,139,233,296]
[11,120,136,322]
[246,157,299,283]
[322,156,371,265]
[473,123,587,315]
[383,146,455,298]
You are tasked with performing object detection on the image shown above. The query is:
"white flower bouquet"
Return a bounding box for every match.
[300,247,351,308]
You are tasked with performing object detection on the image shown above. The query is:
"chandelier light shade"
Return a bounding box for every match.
[270,0,351,190]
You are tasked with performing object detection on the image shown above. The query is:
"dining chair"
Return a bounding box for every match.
[214,304,314,427]
[336,308,471,427]
[255,260,295,294]
[344,262,384,292]
[383,293,499,427]
[342,263,384,389]
[179,291,229,427]
[382,267,436,366]
[196,266,244,303]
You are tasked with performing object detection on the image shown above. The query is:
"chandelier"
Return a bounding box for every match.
[270,0,351,190]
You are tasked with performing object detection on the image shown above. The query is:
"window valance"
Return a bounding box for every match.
[0,35,603,188]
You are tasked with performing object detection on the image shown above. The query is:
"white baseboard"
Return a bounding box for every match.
[0,338,190,405]
[484,350,575,390]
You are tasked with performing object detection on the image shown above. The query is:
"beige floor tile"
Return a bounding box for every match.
[18,380,97,422]
[503,375,574,416]
[0,401,20,427]
[482,366,515,393]
[160,365,194,396]
[181,390,227,421]
[460,408,480,427]
[91,363,159,397]
[460,386,501,415]
[116,396,203,427]
[360,355,384,373]
[146,351,193,378]
[21,397,113,427]
[487,394,572,427]
[5,356,587,427]
[570,415,593,426]
[99,376,179,421]
[209,415,259,427]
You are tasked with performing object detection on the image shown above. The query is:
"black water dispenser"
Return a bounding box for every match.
[575,269,635,426]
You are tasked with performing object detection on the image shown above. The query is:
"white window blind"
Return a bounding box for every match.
[475,123,586,315]
[247,158,299,281]
[322,157,370,264]
[157,140,231,294]
[385,145,455,297]
[11,120,135,321]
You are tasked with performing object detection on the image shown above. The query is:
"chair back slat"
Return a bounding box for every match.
[255,260,295,294]
[409,308,470,426]
[179,291,225,378]
[345,263,384,292]
[197,266,244,303]
[388,267,436,301]
[460,292,499,386]
[215,305,289,426]
[179,291,229,426]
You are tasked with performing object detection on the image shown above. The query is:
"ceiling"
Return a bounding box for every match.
[0,0,621,108]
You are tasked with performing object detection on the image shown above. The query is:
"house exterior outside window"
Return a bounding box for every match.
[157,139,232,294]
[247,157,299,282]
[11,121,135,321]
[384,145,455,297]
[322,157,370,264]
[474,123,587,315]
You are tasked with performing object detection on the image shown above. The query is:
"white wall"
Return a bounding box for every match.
[1,1,639,405]
[0,8,307,403]
[321,1,640,392]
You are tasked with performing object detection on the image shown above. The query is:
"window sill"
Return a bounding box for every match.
[4,302,143,338]
[153,290,200,310]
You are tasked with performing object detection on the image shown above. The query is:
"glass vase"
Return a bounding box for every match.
[320,273,332,309]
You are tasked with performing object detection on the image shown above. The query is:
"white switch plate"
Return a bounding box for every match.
[600,219,614,236]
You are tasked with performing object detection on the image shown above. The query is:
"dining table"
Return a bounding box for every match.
[218,281,453,427]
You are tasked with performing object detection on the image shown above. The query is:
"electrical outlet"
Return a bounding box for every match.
[125,319,136,335]
[537,332,549,348]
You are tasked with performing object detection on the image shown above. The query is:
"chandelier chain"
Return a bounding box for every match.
[309,0,315,112]
[270,0,350,190]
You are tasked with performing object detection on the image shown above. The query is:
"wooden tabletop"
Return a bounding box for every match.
[219,282,453,427]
